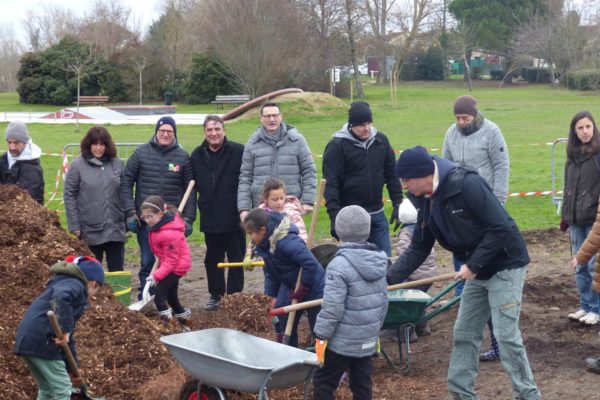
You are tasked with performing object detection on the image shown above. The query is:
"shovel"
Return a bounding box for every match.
[128,180,196,313]
[47,311,107,400]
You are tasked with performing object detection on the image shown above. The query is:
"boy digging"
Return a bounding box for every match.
[14,256,104,400]
[313,205,389,400]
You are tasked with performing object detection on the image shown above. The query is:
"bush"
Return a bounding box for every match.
[416,47,444,81]
[183,51,238,104]
[521,67,551,83]
[563,69,600,91]
[490,70,504,80]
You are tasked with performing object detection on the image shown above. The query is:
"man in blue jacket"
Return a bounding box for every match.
[14,256,104,400]
[120,116,196,298]
[388,146,540,400]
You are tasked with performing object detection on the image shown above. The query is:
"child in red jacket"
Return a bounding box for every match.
[141,195,192,324]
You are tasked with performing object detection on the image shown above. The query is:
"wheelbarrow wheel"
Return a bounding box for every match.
[179,379,226,400]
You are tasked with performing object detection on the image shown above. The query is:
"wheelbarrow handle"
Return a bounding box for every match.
[47,311,83,381]
[217,261,265,268]
[269,273,459,316]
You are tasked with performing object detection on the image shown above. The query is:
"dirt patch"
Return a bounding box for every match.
[3,183,600,399]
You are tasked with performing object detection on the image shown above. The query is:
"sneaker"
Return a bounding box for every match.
[586,357,600,373]
[203,297,220,311]
[580,312,600,325]
[479,349,500,362]
[568,309,588,321]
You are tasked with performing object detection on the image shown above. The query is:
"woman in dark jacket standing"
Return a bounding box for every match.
[64,126,126,271]
[562,111,600,325]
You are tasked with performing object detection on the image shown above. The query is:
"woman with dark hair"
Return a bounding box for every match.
[64,126,126,271]
[561,111,600,325]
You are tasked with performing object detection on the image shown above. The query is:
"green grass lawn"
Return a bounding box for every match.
[1,82,595,244]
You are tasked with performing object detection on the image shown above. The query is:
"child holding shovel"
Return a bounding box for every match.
[313,205,389,400]
[14,256,105,399]
[243,207,325,347]
[141,195,192,326]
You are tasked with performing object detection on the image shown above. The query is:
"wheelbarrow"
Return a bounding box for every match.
[380,280,462,373]
[161,328,321,400]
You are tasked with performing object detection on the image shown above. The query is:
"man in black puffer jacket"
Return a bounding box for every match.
[388,146,540,400]
[120,116,196,298]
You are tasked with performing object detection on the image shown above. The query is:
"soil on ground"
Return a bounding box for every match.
[2,183,600,399]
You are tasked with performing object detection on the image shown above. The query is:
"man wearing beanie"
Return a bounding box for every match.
[1,121,44,204]
[238,102,316,220]
[313,205,388,400]
[443,95,509,361]
[120,116,196,299]
[323,101,403,256]
[14,256,104,399]
[388,146,540,400]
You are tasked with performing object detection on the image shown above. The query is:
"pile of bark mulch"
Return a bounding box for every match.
[0,185,183,399]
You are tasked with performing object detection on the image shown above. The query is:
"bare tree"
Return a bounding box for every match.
[23,5,79,51]
[363,0,397,83]
[345,0,365,98]
[448,23,476,91]
[198,0,312,97]
[0,26,23,92]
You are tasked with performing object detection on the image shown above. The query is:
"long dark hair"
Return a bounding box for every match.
[243,208,270,233]
[567,111,600,160]
[80,126,117,159]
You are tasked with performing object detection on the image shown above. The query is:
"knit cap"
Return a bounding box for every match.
[155,116,177,135]
[67,255,105,284]
[5,121,30,143]
[395,146,435,179]
[348,101,373,127]
[335,205,371,243]
[453,95,477,116]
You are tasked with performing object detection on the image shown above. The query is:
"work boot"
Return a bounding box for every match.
[175,308,192,330]
[416,321,431,336]
[448,393,461,400]
[158,308,173,326]
[586,357,600,373]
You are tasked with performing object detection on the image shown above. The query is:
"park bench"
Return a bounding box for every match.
[211,95,250,109]
[77,95,110,106]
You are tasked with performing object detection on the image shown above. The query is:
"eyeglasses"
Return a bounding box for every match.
[157,129,174,134]
[261,113,281,119]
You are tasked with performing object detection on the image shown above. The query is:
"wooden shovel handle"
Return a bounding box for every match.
[47,311,83,381]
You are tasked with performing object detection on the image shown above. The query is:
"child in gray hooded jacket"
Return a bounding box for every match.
[313,205,388,400]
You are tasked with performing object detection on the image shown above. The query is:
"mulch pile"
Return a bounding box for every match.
[0,185,182,399]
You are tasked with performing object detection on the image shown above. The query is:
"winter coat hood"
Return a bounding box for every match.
[333,123,378,149]
[336,242,387,282]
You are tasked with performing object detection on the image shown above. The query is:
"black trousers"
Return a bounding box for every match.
[154,273,185,314]
[313,348,373,400]
[204,230,245,298]
[88,241,124,272]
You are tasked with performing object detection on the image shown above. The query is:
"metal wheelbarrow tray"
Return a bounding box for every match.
[380,281,461,373]
[161,328,320,400]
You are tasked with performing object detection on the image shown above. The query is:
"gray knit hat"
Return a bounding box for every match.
[5,121,30,143]
[335,205,371,243]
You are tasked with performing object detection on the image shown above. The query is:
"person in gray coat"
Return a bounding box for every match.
[313,205,388,400]
[238,103,316,221]
[64,126,126,271]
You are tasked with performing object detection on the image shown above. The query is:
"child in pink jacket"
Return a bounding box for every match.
[141,195,192,324]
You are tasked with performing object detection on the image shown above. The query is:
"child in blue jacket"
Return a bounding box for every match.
[14,256,104,400]
[243,208,325,347]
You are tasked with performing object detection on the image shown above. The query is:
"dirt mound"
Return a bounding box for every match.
[233,91,347,120]
[0,185,182,400]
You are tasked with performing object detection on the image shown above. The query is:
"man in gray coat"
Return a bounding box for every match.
[313,205,388,400]
[238,103,316,221]
[442,95,509,361]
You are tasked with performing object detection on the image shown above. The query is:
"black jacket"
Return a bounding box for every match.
[1,153,44,204]
[388,157,529,283]
[190,137,244,233]
[120,137,196,222]
[323,125,403,223]
[561,153,600,225]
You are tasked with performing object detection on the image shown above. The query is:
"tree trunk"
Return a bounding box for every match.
[463,51,472,92]
[345,0,364,98]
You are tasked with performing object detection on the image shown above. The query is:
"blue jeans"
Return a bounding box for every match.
[368,210,391,257]
[136,222,156,299]
[453,255,466,296]
[570,224,600,314]
[447,267,540,400]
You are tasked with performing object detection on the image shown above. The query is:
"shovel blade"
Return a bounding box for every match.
[128,295,155,313]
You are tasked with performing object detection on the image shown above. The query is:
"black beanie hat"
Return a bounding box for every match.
[453,95,477,116]
[395,146,435,179]
[348,101,373,127]
[156,116,177,135]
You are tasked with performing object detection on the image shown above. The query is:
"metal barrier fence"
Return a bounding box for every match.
[45,142,143,206]
[551,138,568,214]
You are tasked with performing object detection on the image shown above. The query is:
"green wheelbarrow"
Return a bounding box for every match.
[380,280,462,374]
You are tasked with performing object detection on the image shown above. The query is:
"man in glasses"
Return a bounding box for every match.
[238,102,316,221]
[120,116,196,299]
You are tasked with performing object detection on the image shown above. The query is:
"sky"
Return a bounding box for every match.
[0,0,161,45]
